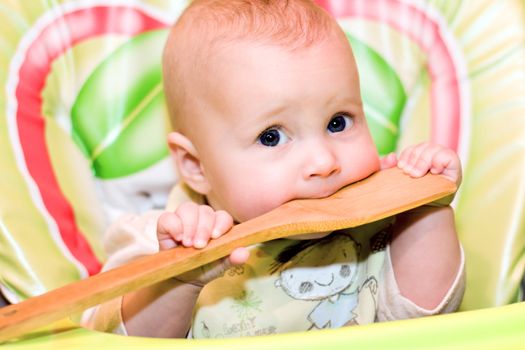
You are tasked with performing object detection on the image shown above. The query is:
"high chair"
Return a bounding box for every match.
[0,0,524,348]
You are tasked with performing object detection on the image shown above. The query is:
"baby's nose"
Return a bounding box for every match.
[303,142,341,179]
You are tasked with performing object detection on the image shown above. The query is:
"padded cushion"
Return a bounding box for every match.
[0,0,524,315]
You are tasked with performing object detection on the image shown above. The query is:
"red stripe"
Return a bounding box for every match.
[15,6,168,275]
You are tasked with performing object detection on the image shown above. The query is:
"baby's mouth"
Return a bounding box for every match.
[302,181,350,200]
[309,186,341,199]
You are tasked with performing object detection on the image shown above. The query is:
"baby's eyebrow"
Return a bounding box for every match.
[255,103,291,121]
[324,95,362,109]
[237,104,291,135]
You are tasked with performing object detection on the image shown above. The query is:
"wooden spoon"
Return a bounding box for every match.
[0,167,456,342]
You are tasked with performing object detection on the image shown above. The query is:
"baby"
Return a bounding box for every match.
[83,0,465,338]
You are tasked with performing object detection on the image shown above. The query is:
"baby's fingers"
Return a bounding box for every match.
[211,210,234,239]
[398,143,440,177]
[176,202,200,247]
[397,142,427,169]
[180,206,234,249]
[157,212,183,250]
[409,145,443,177]
[430,148,462,185]
[192,205,216,248]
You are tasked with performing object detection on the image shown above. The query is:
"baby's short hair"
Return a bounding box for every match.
[175,0,334,49]
[163,0,340,130]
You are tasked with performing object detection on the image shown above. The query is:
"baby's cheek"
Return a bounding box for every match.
[233,192,287,222]
[234,178,295,221]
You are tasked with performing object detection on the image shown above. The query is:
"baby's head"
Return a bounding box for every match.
[163,0,380,223]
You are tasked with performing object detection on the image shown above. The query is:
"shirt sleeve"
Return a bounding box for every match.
[81,210,163,334]
[376,244,466,321]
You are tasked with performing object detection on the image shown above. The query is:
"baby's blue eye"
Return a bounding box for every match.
[258,128,288,147]
[327,113,353,133]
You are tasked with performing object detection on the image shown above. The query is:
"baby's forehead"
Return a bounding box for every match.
[163,0,347,130]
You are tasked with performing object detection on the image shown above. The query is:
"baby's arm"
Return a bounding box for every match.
[122,203,248,337]
[389,142,463,310]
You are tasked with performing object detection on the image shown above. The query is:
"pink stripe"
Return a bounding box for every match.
[15,6,168,275]
[317,0,461,150]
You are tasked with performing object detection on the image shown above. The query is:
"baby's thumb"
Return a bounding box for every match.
[228,247,250,265]
[380,152,397,170]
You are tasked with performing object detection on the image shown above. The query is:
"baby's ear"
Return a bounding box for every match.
[167,132,211,195]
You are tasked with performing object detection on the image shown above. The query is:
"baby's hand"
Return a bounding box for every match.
[157,202,234,250]
[157,202,249,285]
[397,142,462,186]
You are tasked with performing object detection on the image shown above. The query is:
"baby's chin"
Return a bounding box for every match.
[289,231,332,240]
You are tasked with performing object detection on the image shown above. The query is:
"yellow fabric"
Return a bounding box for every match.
[8,302,525,349]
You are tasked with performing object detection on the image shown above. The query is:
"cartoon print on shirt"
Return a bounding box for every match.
[272,233,378,328]
[231,290,262,321]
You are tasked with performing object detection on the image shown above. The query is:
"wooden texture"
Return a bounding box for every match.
[0,168,456,342]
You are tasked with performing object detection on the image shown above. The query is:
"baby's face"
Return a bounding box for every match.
[185,36,380,222]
